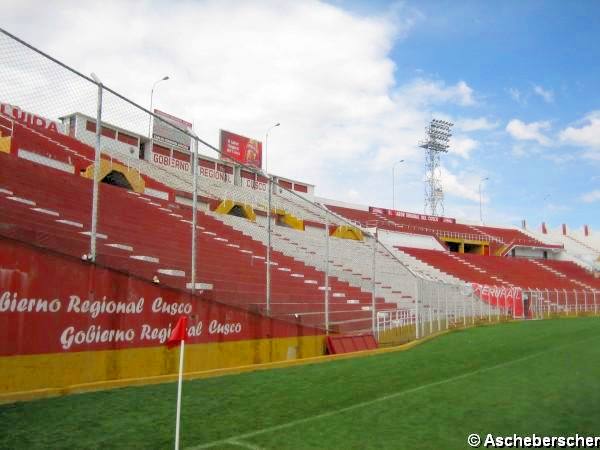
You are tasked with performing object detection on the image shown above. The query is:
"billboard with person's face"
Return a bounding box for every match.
[220,129,262,169]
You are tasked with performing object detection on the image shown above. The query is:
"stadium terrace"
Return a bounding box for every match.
[0,27,599,409]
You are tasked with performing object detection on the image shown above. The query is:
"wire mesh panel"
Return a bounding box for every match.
[0,30,98,259]
[0,26,536,344]
[0,28,200,298]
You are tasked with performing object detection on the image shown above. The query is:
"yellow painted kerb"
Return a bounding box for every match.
[0,334,325,403]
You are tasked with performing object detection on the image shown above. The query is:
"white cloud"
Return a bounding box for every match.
[396,79,476,106]
[455,117,499,132]
[439,166,485,203]
[533,85,554,103]
[511,143,529,158]
[559,111,600,159]
[542,153,576,165]
[510,143,574,163]
[450,136,479,159]
[506,119,552,146]
[581,190,600,203]
[1,0,486,217]
[507,87,525,105]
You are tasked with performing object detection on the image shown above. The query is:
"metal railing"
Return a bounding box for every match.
[1,27,592,349]
[526,289,600,319]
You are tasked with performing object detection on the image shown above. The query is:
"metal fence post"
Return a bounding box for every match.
[454,288,458,327]
[444,286,449,330]
[89,77,103,261]
[595,290,598,315]
[428,306,432,336]
[190,138,198,295]
[324,214,330,334]
[436,284,441,332]
[575,290,578,317]
[454,288,465,324]
[584,290,588,314]
[266,177,272,315]
[371,229,377,334]
[496,294,500,322]
[415,278,421,339]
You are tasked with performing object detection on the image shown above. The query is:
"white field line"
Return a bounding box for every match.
[186,335,598,450]
[225,439,265,450]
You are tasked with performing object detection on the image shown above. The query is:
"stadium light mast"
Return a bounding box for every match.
[419,119,453,216]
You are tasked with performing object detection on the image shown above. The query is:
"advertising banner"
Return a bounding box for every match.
[220,129,262,169]
[369,206,456,224]
[471,283,524,317]
[0,102,61,134]
[0,239,320,357]
[152,109,192,152]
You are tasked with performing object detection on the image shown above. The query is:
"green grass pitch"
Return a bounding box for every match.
[2,317,600,449]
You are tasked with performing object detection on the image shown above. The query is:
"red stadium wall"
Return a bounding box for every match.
[0,238,325,402]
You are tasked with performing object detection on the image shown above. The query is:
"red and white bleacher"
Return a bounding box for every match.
[0,150,400,333]
[4,106,597,326]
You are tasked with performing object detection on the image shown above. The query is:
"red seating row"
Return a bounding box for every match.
[539,259,600,290]
[328,204,560,252]
[0,152,397,333]
[399,246,598,292]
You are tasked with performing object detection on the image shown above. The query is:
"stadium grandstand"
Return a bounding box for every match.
[0,26,599,405]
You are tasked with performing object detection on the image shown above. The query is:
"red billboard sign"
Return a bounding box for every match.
[220,129,262,169]
[471,283,524,318]
[0,238,321,357]
[369,206,456,224]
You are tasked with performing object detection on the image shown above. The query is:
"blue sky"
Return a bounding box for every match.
[3,0,600,231]
[342,0,600,230]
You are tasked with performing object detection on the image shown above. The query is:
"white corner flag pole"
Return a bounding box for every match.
[175,339,185,450]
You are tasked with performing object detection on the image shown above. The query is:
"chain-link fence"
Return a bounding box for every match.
[2,27,591,348]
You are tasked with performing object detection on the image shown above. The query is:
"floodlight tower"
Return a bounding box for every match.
[419,119,453,216]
